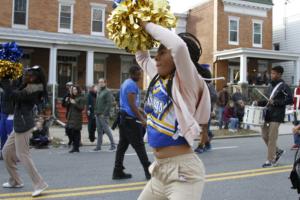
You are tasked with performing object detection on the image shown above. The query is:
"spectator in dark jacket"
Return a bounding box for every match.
[257,66,293,168]
[235,100,245,128]
[94,79,116,151]
[65,85,85,153]
[87,85,97,143]
[217,85,230,129]
[62,81,73,146]
[2,66,48,197]
[194,65,216,153]
[232,87,243,103]
[223,100,240,132]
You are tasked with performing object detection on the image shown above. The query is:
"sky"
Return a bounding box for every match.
[168,0,200,13]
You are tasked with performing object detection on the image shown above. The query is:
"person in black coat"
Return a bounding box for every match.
[256,66,293,168]
[65,85,85,153]
[62,81,73,146]
[87,85,97,142]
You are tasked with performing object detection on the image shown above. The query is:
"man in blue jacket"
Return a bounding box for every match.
[112,66,151,180]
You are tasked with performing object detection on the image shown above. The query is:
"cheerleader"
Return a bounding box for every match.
[2,66,48,197]
[136,22,210,200]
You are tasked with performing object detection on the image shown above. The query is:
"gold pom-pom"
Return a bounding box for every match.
[106,0,177,53]
[0,60,23,80]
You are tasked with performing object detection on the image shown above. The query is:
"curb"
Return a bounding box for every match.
[53,133,293,147]
[212,132,293,140]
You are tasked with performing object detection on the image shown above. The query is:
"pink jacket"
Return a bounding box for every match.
[135,23,211,146]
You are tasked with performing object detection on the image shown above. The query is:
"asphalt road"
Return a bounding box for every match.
[0,134,298,200]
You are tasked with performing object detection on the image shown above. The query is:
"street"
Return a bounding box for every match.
[0,134,298,200]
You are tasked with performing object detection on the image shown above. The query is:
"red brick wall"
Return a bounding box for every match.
[29,0,58,32]
[0,0,12,27]
[106,54,121,89]
[215,60,228,91]
[187,1,214,67]
[0,0,114,35]
[77,51,86,88]
[29,47,50,81]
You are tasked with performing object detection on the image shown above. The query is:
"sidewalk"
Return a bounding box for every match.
[211,122,294,139]
[49,125,119,146]
[49,122,295,146]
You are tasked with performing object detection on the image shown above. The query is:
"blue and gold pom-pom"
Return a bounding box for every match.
[107,0,177,53]
[0,41,23,80]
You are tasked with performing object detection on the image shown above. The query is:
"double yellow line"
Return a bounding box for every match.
[0,165,292,200]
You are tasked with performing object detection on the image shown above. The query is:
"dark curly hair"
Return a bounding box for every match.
[25,65,48,104]
[178,32,202,65]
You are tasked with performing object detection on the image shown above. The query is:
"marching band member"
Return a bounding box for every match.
[256,66,293,167]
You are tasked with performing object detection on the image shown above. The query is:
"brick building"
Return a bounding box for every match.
[0,0,160,97]
[186,0,300,90]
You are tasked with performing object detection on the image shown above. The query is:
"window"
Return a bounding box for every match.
[253,20,263,47]
[228,17,239,45]
[94,61,105,82]
[13,0,28,28]
[91,3,106,36]
[94,53,108,83]
[273,43,280,51]
[120,56,135,83]
[58,0,75,33]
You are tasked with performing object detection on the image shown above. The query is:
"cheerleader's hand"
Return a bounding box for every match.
[268,99,274,105]
[140,21,148,29]
[293,125,300,134]
[252,101,258,106]
[70,99,76,104]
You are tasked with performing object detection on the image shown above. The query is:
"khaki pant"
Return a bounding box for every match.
[138,153,205,200]
[2,130,47,190]
[261,122,280,161]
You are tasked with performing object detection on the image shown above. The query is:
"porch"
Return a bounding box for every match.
[214,48,300,91]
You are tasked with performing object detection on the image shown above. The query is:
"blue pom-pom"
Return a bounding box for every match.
[113,0,123,8]
[0,41,23,62]
[112,0,137,9]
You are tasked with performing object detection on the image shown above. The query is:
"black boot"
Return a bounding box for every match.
[69,149,79,153]
[112,168,132,180]
[144,162,151,180]
[144,169,151,180]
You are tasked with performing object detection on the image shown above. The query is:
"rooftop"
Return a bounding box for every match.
[242,0,273,5]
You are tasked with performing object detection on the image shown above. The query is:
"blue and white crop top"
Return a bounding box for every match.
[144,78,188,148]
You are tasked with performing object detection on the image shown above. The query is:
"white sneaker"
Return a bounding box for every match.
[32,184,48,197]
[229,129,234,132]
[2,182,24,188]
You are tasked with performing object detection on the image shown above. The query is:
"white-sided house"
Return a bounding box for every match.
[273,0,300,85]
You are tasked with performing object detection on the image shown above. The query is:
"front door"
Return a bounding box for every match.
[58,63,74,97]
[228,66,240,84]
